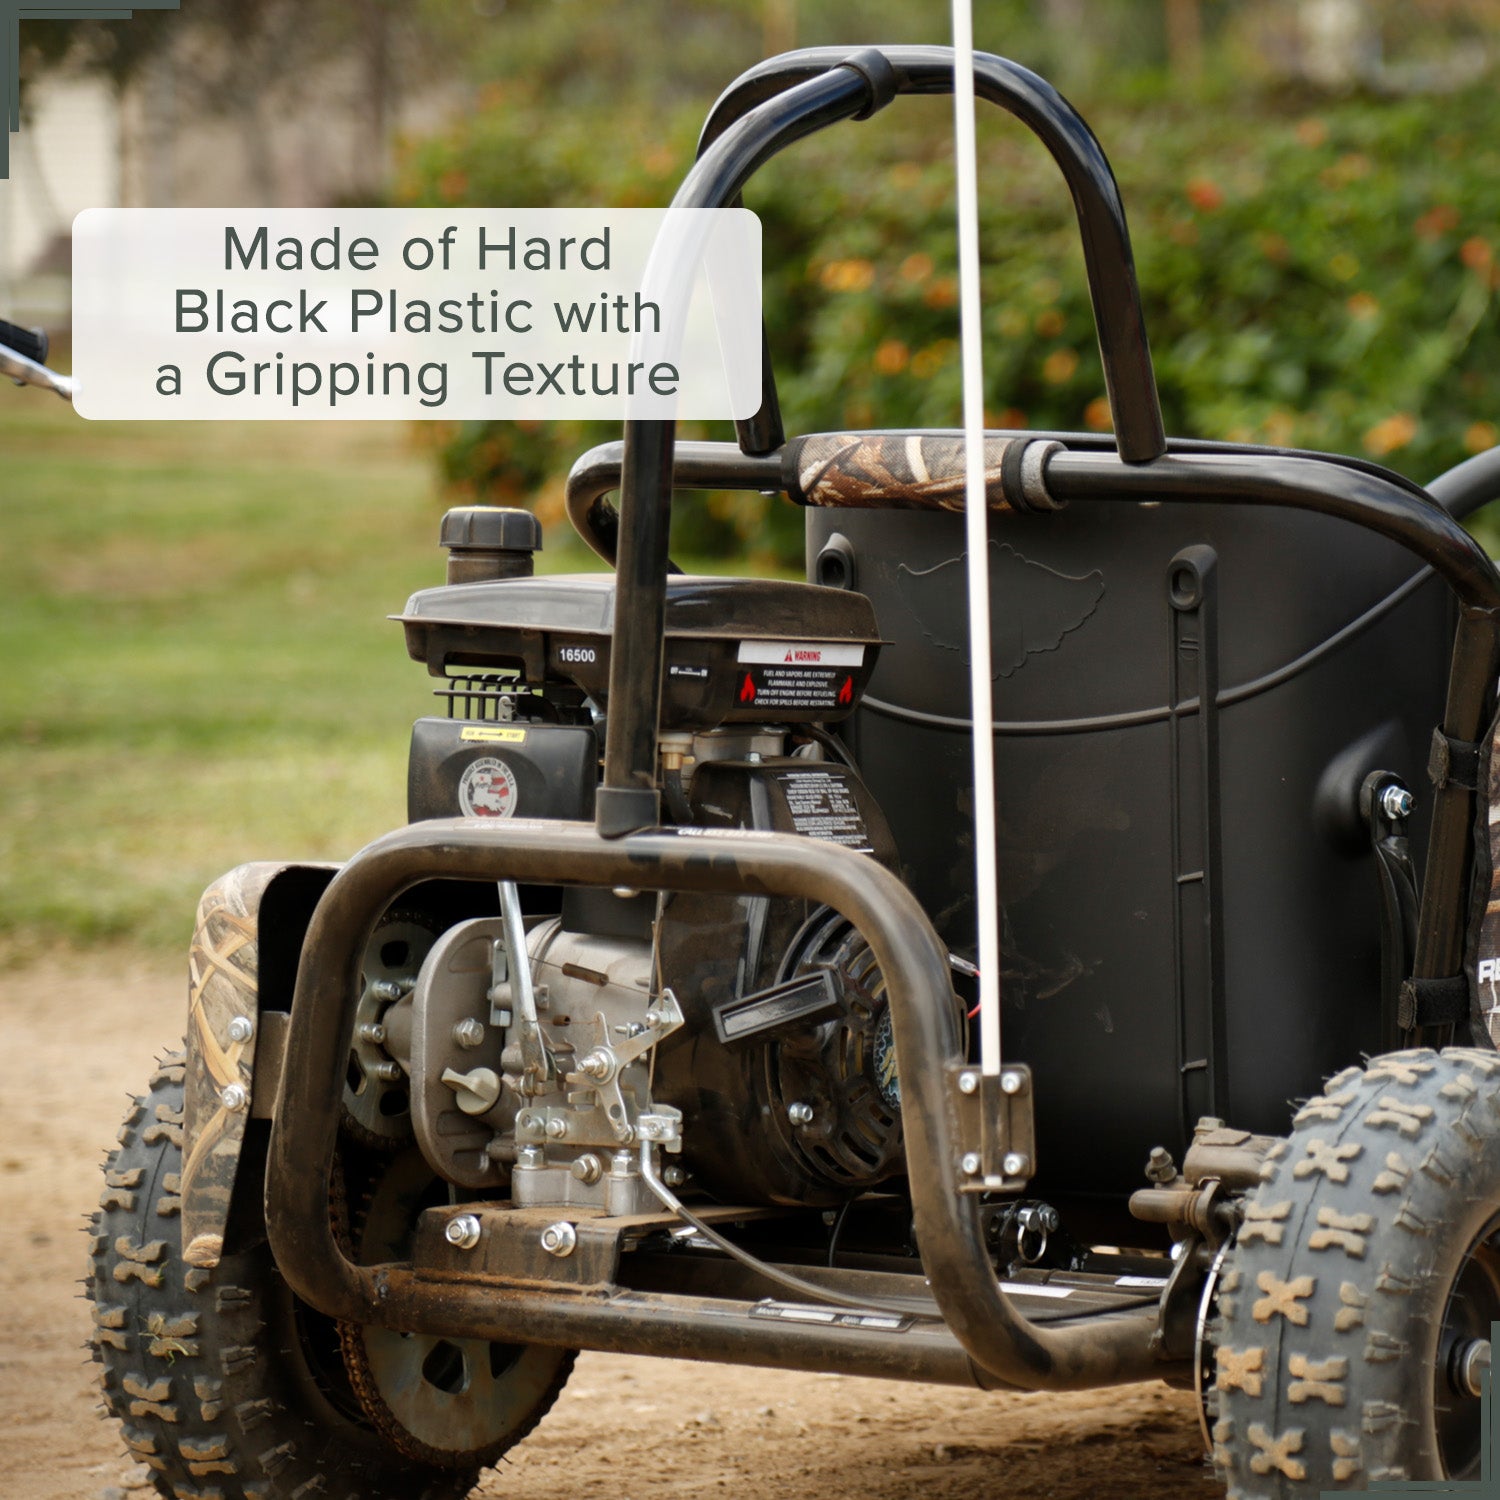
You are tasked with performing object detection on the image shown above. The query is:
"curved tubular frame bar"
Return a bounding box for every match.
[697,46,1166,464]
[601,44,1169,836]
[265,819,1174,1392]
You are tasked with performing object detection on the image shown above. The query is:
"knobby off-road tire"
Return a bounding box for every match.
[1212,1047,1500,1495]
[86,1052,574,1500]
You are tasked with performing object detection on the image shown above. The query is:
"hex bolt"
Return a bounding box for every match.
[1000,1070,1024,1096]
[516,1145,545,1170]
[540,1221,578,1258]
[220,1082,249,1113]
[369,979,410,1003]
[1381,784,1415,821]
[1002,1151,1029,1176]
[578,1048,615,1081]
[452,1018,485,1049]
[958,1071,979,1095]
[226,1015,255,1044]
[369,1061,404,1083]
[570,1153,603,1185]
[357,1022,387,1046]
[961,1152,982,1176]
[787,1101,815,1126]
[545,1116,569,1139]
[444,1214,482,1251]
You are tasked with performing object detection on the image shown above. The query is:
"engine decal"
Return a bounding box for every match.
[736,639,866,667]
[458,756,519,818]
[459,725,527,744]
[776,769,872,851]
[748,1301,911,1331]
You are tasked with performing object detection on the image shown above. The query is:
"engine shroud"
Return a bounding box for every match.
[396,573,883,730]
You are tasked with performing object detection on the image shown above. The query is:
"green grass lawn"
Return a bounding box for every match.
[0,396,778,951]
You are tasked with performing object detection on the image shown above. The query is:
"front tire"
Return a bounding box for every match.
[1212,1047,1500,1493]
[87,1051,573,1500]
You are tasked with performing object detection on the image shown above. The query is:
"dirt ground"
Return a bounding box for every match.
[0,951,1220,1500]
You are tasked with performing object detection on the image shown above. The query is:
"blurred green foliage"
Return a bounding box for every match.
[397,9,1500,565]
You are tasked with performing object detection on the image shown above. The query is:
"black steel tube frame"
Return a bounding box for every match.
[265,818,1175,1392]
[697,47,1167,465]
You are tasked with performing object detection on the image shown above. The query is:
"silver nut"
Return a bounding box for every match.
[220,1082,249,1112]
[961,1151,982,1176]
[540,1221,577,1258]
[1003,1152,1029,1177]
[357,1021,387,1046]
[545,1116,569,1139]
[516,1145,544,1169]
[958,1071,979,1095]
[570,1153,604,1185]
[787,1101,815,1126]
[226,1015,255,1044]
[1000,1070,1024,1096]
[1381,784,1415,820]
[578,1048,614,1081]
[452,1018,485,1049]
[445,1214,482,1251]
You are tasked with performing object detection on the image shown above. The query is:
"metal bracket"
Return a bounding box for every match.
[946,1062,1036,1194]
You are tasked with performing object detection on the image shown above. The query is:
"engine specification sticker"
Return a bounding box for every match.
[776,770,871,852]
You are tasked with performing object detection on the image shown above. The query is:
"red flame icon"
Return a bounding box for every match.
[739,672,757,704]
[837,675,854,706]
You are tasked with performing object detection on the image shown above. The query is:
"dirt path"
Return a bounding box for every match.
[0,951,1218,1500]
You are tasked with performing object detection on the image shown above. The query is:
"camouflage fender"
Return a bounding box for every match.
[181,861,337,1269]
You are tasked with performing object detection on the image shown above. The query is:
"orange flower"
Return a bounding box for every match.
[1185,177,1223,213]
[995,407,1028,430]
[1415,204,1460,241]
[1363,412,1418,457]
[820,259,877,293]
[1042,348,1079,385]
[438,169,469,200]
[923,276,958,309]
[1346,292,1379,320]
[1034,309,1066,338]
[1295,117,1328,147]
[1258,232,1290,264]
[1465,421,1498,454]
[899,252,934,282]
[872,339,910,376]
[911,341,955,379]
[1084,396,1112,432]
[1460,237,1493,272]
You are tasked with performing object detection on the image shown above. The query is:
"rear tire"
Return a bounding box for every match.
[1211,1047,1500,1494]
[87,1051,573,1500]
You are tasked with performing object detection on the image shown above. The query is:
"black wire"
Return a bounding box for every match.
[826,1201,853,1268]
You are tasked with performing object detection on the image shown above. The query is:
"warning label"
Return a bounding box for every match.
[777,769,871,851]
[737,666,857,711]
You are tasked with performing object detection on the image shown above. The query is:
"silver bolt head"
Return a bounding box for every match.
[1003,1151,1029,1177]
[370,1060,403,1083]
[1000,1070,1024,1096]
[545,1116,568,1139]
[516,1145,544,1169]
[226,1015,255,1044]
[662,1165,687,1187]
[452,1018,485,1049]
[220,1082,249,1113]
[357,1021,387,1046]
[540,1221,578,1258]
[570,1153,603,1185]
[787,1101,815,1126]
[1381,784,1415,820]
[445,1213,482,1250]
[961,1151,982,1175]
[958,1071,979,1095]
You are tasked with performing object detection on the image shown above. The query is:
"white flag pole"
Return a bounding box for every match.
[949,3,1004,1076]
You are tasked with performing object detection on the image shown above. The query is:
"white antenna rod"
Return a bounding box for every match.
[950,2,1003,1076]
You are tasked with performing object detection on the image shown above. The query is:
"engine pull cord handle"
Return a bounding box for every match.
[951,0,1004,1075]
